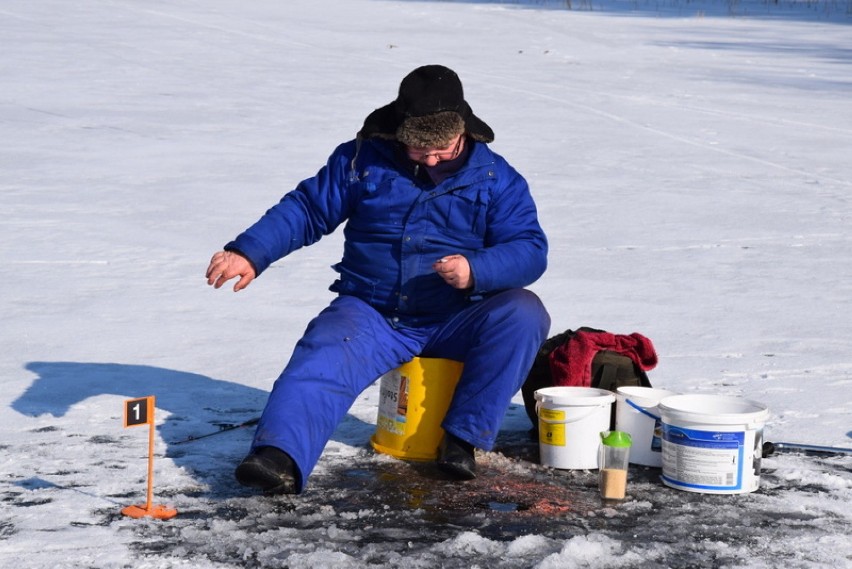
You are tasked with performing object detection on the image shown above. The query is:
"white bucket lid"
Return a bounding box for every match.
[534,386,615,406]
[658,394,769,425]
[616,386,678,407]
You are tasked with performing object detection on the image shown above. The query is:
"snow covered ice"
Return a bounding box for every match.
[1,0,851,567]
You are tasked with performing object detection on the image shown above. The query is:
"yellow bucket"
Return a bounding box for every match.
[370,357,464,461]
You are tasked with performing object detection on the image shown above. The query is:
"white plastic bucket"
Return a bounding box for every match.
[535,387,615,469]
[615,386,678,467]
[658,394,769,494]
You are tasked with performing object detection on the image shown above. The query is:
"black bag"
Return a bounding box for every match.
[521,327,653,432]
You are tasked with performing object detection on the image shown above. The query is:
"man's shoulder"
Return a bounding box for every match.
[330,139,359,159]
[466,142,523,182]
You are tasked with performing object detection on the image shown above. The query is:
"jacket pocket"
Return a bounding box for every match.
[430,186,490,243]
[329,263,378,304]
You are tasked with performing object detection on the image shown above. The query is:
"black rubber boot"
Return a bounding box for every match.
[234,446,298,495]
[436,434,477,480]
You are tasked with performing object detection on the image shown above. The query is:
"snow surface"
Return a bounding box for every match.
[1,0,851,567]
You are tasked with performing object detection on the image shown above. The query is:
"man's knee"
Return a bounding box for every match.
[492,289,551,338]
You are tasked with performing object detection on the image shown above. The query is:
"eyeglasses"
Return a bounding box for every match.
[405,135,463,163]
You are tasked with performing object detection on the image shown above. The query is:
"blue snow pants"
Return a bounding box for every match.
[251,288,550,492]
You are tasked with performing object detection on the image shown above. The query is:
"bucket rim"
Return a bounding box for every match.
[533,386,615,406]
[615,386,678,406]
[658,394,769,424]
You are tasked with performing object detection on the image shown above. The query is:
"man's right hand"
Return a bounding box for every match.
[206,251,257,292]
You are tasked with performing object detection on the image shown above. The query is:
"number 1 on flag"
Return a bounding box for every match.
[124,396,153,428]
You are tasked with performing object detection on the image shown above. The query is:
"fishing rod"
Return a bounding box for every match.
[762,441,852,457]
[170,421,852,458]
[171,417,260,445]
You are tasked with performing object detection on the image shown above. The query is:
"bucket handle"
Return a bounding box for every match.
[626,398,661,422]
[535,402,606,425]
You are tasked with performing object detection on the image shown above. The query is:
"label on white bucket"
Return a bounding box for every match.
[661,425,755,491]
[376,369,409,436]
[650,419,663,453]
[538,408,567,446]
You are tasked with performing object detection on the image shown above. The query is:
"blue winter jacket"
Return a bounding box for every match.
[225,138,548,326]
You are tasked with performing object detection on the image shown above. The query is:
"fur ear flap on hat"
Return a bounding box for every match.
[396,111,465,148]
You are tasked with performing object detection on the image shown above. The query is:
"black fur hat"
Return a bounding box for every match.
[359,65,494,147]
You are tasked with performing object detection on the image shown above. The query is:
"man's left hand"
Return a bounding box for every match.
[432,254,473,290]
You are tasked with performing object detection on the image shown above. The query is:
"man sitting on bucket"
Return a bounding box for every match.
[205,64,550,494]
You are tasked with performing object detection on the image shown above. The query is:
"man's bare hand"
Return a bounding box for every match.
[206,251,256,292]
[432,254,472,290]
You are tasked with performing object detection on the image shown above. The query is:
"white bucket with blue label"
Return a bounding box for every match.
[658,394,769,494]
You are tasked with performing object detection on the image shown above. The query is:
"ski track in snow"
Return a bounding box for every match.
[491,82,852,187]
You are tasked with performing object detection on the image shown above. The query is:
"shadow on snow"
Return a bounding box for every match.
[11,361,376,495]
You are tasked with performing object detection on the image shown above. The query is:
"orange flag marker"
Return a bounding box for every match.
[121,396,177,520]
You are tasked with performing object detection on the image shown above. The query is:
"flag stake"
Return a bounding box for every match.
[120,396,177,520]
